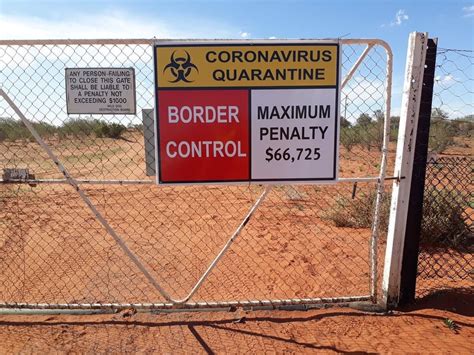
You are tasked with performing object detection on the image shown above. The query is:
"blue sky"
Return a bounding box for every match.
[0,0,473,116]
[1,1,472,47]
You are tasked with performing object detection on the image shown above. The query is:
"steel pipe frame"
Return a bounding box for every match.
[0,38,393,310]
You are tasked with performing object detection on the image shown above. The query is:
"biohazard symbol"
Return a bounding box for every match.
[163,51,198,83]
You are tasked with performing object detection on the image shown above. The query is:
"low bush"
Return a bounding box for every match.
[61,118,127,139]
[0,117,128,140]
[0,117,30,141]
[60,118,102,137]
[420,188,472,249]
[452,118,473,137]
[34,121,57,138]
[340,127,359,152]
[323,185,471,249]
[322,188,390,232]
[390,116,400,141]
[94,121,127,139]
[339,112,386,152]
[429,119,456,153]
[0,117,57,142]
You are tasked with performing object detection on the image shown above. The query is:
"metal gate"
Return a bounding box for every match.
[0,39,394,311]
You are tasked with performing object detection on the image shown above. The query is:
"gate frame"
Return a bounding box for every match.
[397,37,438,306]
[382,32,431,308]
[0,38,394,313]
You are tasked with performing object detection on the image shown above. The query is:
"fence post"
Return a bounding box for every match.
[398,38,438,305]
[382,32,428,308]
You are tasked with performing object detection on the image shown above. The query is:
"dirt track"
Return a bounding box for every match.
[1,134,472,352]
[0,132,393,305]
[1,182,379,305]
[1,134,472,305]
[1,295,473,353]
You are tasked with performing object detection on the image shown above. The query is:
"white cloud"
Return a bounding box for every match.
[341,76,387,122]
[435,74,453,82]
[0,12,239,125]
[239,31,251,39]
[268,36,277,39]
[462,5,474,17]
[382,9,409,27]
[391,107,401,117]
[0,12,237,40]
[435,74,456,87]
[391,9,409,26]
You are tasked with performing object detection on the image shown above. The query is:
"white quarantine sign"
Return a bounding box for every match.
[251,89,338,181]
[153,41,340,185]
[65,68,136,114]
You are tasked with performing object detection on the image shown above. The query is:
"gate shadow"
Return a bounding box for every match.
[1,307,473,353]
[398,287,474,316]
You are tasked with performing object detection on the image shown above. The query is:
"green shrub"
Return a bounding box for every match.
[370,121,384,151]
[429,120,455,153]
[323,185,471,249]
[33,121,57,138]
[390,116,400,141]
[105,122,126,139]
[59,118,126,139]
[93,121,109,138]
[0,117,126,141]
[340,116,351,128]
[59,118,102,137]
[349,113,384,152]
[0,117,30,141]
[0,117,57,141]
[340,127,359,152]
[339,112,396,152]
[94,121,127,139]
[322,188,390,232]
[421,188,472,249]
[354,125,375,151]
[356,113,372,127]
[452,117,474,138]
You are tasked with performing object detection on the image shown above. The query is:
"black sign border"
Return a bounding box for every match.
[154,42,340,185]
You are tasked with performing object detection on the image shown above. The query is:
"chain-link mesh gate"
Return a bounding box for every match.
[0,39,394,310]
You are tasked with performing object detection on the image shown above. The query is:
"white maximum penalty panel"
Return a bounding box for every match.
[251,88,338,181]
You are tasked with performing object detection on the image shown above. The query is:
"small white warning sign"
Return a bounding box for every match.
[65,68,136,114]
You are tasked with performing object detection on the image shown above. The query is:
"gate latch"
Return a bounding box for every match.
[2,168,36,185]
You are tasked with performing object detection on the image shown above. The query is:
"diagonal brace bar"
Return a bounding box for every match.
[0,89,271,306]
[341,44,374,89]
[0,89,173,302]
[171,186,272,304]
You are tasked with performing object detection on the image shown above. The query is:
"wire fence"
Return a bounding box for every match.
[432,48,473,120]
[0,40,394,310]
[417,157,473,297]
[416,48,473,298]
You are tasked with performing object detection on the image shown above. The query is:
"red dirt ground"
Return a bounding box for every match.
[1,135,472,353]
[1,292,473,354]
[0,133,394,306]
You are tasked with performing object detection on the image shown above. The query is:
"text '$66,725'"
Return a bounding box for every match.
[265,147,321,162]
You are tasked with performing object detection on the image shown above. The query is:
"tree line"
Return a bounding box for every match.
[0,117,129,142]
[340,108,473,153]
